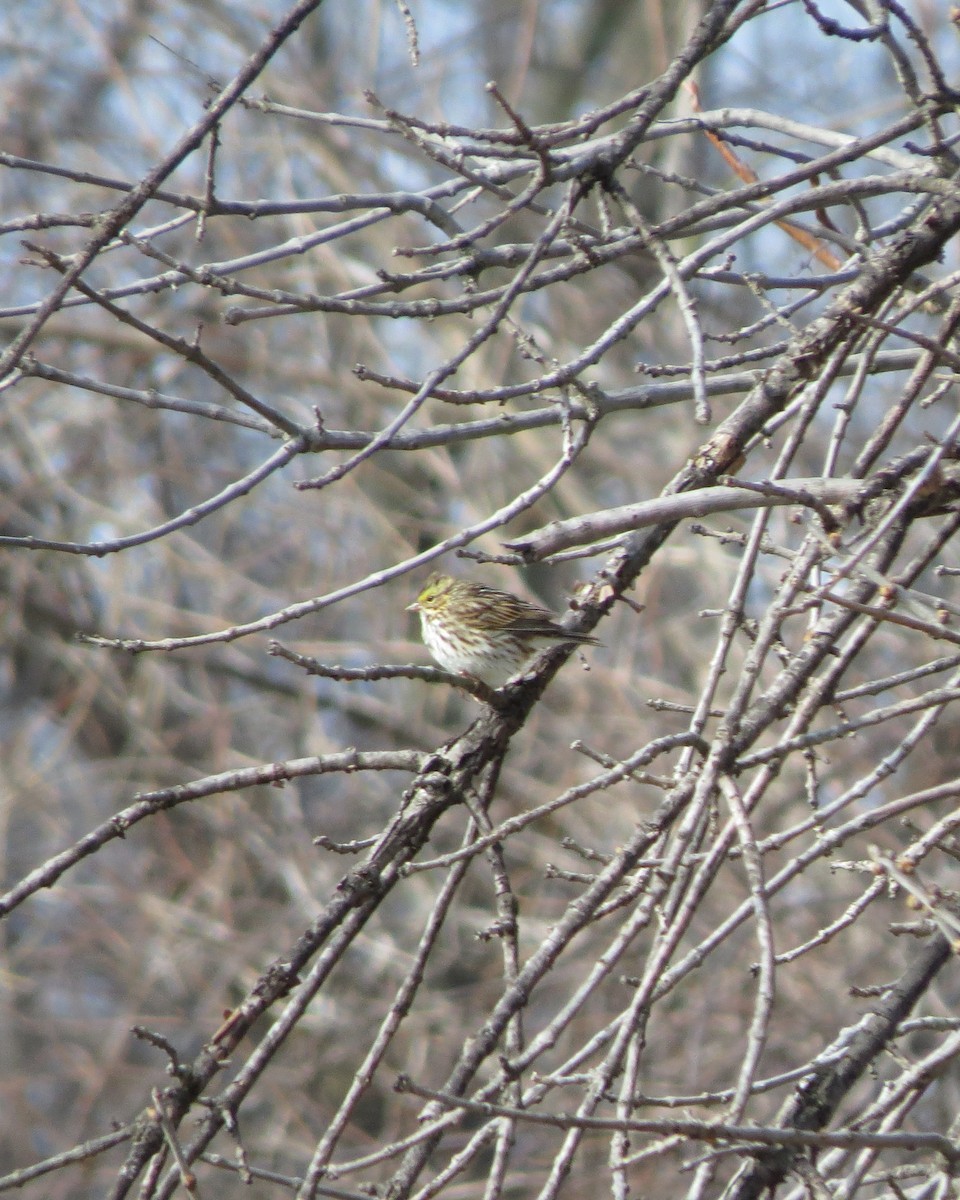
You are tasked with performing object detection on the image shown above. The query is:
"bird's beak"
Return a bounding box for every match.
[406,601,420,612]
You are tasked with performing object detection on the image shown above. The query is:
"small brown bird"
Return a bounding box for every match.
[408,573,599,688]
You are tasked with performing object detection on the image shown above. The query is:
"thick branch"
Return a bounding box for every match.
[724,933,954,1200]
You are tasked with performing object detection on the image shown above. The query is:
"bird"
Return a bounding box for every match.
[407,572,599,688]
